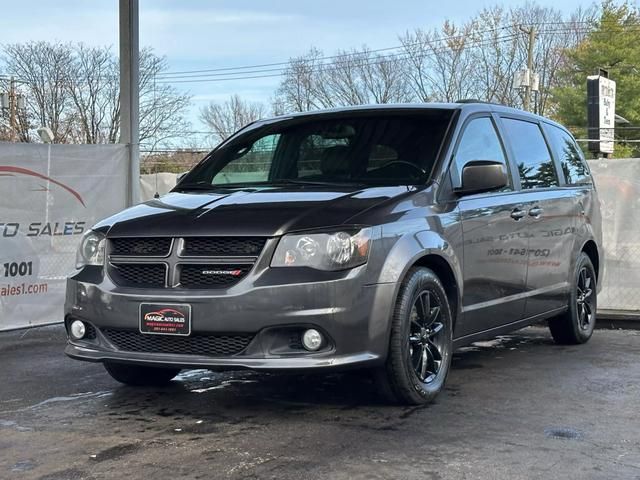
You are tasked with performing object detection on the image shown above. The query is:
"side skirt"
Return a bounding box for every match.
[452,306,567,349]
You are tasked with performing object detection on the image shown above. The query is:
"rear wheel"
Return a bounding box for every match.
[104,362,181,386]
[548,252,597,345]
[376,267,453,405]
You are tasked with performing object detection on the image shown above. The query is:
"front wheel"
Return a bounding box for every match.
[548,252,597,345]
[104,362,181,386]
[375,267,453,405]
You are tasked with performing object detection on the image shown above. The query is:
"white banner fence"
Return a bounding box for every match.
[1,147,638,331]
[0,144,128,330]
[588,159,640,314]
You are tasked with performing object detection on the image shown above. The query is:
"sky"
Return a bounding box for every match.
[1,0,592,139]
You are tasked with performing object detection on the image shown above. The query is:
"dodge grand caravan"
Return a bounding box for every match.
[65,102,602,405]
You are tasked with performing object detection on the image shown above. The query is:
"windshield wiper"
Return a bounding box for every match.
[174,179,366,191]
[173,181,218,191]
[274,179,366,187]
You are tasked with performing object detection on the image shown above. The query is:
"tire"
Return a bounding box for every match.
[548,252,597,345]
[375,267,453,405]
[103,362,181,387]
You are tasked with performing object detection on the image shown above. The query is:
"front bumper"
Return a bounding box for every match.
[64,267,397,371]
[64,343,380,371]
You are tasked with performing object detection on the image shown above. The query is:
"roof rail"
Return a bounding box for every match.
[456,99,504,106]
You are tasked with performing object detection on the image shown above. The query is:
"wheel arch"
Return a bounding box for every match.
[581,239,600,282]
[374,229,463,343]
[411,254,460,329]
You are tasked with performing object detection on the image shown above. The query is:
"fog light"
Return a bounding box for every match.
[302,329,323,351]
[70,320,86,340]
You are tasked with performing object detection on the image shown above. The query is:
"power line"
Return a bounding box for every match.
[156,33,521,84]
[5,24,639,86]
[154,26,640,85]
[158,24,516,78]
[156,19,631,80]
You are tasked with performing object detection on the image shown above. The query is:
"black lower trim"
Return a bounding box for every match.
[453,306,567,348]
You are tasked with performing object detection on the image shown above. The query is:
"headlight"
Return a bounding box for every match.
[76,230,106,268]
[271,228,372,271]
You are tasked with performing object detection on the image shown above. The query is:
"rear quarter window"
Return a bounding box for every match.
[544,124,592,185]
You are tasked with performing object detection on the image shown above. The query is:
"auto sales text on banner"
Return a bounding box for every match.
[0,144,127,330]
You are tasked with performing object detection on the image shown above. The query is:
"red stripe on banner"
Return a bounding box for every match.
[0,166,86,207]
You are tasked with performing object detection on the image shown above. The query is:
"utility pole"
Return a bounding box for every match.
[519,26,536,112]
[119,0,141,206]
[1,76,21,141]
[9,76,16,142]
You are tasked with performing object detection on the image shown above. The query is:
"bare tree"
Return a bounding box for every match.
[468,6,521,106]
[274,47,414,113]
[1,42,191,148]
[2,42,75,142]
[517,5,596,115]
[138,49,192,151]
[66,44,119,144]
[275,48,324,112]
[401,21,477,102]
[200,94,266,144]
[399,4,593,113]
[360,49,414,103]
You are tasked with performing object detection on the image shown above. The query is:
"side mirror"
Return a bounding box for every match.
[455,160,508,196]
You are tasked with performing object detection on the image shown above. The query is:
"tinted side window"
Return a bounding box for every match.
[544,125,591,185]
[501,118,558,189]
[213,134,280,184]
[453,117,508,185]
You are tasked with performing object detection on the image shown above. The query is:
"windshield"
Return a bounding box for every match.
[179,111,453,189]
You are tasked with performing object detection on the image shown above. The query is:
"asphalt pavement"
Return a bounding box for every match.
[1,325,639,480]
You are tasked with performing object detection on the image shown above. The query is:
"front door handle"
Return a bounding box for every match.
[528,206,544,217]
[510,208,526,220]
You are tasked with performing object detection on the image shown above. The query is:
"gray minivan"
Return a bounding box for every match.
[65,102,602,405]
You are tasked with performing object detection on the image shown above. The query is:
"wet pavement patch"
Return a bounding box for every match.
[37,467,87,480]
[89,443,141,462]
[544,427,584,440]
[11,460,36,472]
[2,326,639,479]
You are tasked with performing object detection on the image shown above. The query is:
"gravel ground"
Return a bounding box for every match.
[0,325,639,480]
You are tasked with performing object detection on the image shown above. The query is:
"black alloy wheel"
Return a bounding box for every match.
[376,267,453,405]
[549,252,597,345]
[576,266,595,331]
[408,290,446,384]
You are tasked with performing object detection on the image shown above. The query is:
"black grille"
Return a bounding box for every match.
[109,263,166,288]
[289,333,304,350]
[111,238,172,256]
[84,323,97,340]
[101,329,253,356]
[179,264,253,289]
[182,237,266,257]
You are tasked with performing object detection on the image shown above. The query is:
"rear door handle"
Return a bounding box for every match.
[528,206,543,217]
[510,208,526,220]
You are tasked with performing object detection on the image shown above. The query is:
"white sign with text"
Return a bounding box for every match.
[0,144,127,330]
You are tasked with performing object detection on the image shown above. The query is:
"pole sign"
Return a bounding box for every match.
[587,74,616,155]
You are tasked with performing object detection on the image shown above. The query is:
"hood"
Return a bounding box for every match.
[97,185,413,237]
